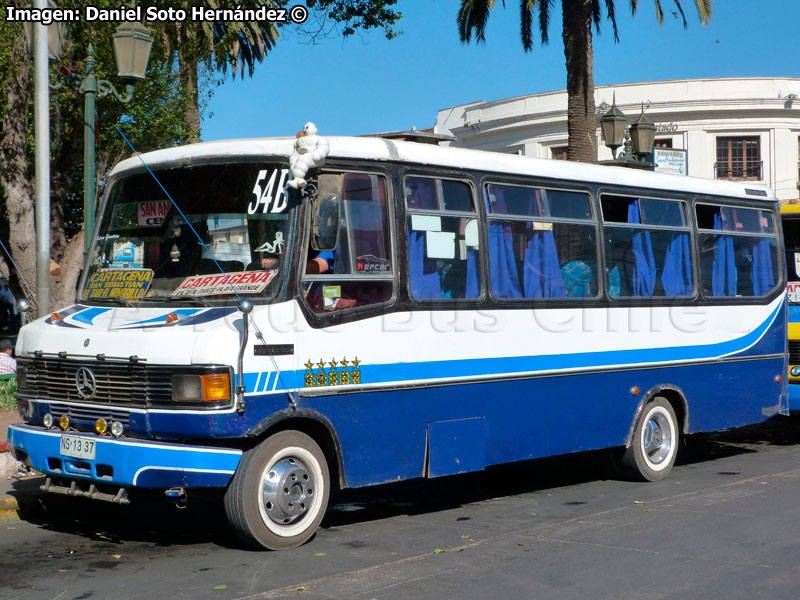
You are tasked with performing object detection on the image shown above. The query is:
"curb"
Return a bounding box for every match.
[1,493,19,522]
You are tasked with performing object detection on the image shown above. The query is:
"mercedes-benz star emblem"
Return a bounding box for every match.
[75,367,97,400]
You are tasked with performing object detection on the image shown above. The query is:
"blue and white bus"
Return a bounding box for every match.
[8,133,788,549]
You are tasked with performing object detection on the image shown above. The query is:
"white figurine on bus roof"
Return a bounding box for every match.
[287,122,329,189]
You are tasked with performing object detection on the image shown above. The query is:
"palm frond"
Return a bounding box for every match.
[605,0,620,42]
[653,0,664,24]
[520,0,534,50]
[671,0,687,27]
[458,0,496,44]
[693,0,712,24]
[589,0,601,35]
[539,0,552,46]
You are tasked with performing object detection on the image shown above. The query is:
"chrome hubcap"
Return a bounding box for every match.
[262,457,314,525]
[643,413,672,466]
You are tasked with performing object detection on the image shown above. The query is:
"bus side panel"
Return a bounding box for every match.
[299,356,783,489]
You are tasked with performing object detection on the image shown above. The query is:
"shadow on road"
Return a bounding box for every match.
[8,414,800,549]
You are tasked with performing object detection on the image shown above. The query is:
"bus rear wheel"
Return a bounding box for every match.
[224,430,330,550]
[622,397,679,482]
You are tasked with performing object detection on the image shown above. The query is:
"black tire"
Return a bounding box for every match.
[224,430,330,550]
[622,397,679,482]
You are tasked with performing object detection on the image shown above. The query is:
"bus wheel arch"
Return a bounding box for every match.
[622,387,687,482]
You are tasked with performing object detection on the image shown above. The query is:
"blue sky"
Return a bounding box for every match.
[201,0,800,141]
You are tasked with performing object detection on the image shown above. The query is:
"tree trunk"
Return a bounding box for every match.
[50,231,84,311]
[562,0,597,163]
[0,36,38,318]
[180,48,202,144]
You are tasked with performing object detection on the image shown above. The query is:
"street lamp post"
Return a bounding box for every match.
[71,23,153,252]
[26,17,154,254]
[599,97,657,170]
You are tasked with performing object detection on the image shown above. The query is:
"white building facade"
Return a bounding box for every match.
[435,77,800,203]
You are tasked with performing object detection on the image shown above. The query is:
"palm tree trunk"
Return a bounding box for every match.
[562,0,597,163]
[180,47,202,144]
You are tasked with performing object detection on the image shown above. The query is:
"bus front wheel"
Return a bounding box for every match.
[622,397,679,482]
[224,430,330,550]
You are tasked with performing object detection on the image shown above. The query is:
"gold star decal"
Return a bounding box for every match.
[305,359,314,371]
[316,359,326,370]
[352,357,361,369]
[340,357,349,368]
[328,358,338,369]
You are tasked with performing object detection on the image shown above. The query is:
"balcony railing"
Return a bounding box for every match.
[714,161,763,181]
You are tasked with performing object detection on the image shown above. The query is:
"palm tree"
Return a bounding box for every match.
[457,0,712,162]
[156,0,281,142]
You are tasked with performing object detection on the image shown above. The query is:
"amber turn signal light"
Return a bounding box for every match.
[202,373,230,402]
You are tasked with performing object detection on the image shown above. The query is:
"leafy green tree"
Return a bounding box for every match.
[457,0,711,162]
[0,0,403,316]
[0,1,191,316]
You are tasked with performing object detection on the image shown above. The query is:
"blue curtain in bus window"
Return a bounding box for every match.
[487,188,522,298]
[751,237,775,296]
[712,213,737,296]
[466,247,479,298]
[408,229,441,299]
[628,201,656,296]
[523,224,565,298]
[661,233,692,296]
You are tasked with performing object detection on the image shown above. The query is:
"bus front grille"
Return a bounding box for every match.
[16,358,173,408]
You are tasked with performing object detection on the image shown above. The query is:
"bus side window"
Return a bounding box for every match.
[486,183,597,300]
[302,172,394,313]
[405,176,480,301]
[602,195,693,298]
[696,203,779,298]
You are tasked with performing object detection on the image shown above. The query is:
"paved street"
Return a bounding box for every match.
[2,415,800,600]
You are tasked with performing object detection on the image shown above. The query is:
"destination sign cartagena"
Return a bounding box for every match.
[85,269,154,300]
[173,271,276,297]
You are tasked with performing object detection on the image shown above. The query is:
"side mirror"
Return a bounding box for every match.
[312,193,340,251]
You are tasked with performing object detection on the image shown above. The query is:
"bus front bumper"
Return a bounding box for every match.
[8,424,242,489]
[788,383,800,411]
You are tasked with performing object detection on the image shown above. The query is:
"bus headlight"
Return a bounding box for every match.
[171,373,231,404]
[110,421,124,437]
[43,413,53,428]
[791,366,800,377]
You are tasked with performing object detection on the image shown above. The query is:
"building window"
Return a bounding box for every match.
[550,146,568,160]
[715,137,761,180]
[654,139,673,148]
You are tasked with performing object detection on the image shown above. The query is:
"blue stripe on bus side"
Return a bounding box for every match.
[241,300,783,393]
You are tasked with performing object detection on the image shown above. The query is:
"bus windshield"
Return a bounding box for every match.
[80,162,297,305]
[783,211,800,303]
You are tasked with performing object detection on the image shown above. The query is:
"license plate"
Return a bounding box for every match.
[60,435,96,460]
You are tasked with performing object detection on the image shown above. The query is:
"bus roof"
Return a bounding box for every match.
[110,136,774,202]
